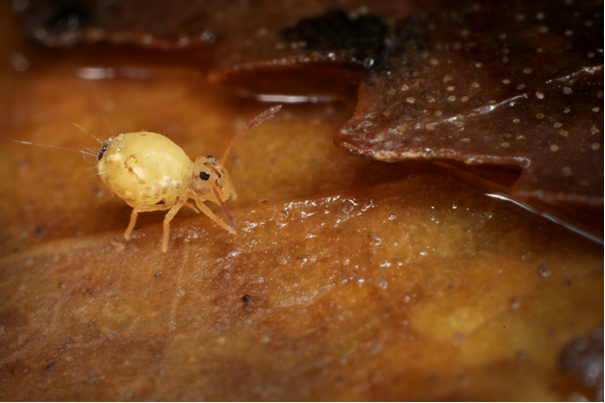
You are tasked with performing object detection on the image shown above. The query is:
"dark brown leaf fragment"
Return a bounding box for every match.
[335,0,604,207]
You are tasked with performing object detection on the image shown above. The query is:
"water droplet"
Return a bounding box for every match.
[538,265,550,277]
[378,279,388,289]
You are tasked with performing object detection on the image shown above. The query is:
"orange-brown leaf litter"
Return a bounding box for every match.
[0,1,603,400]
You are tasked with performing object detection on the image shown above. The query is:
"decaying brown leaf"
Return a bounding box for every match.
[2,163,603,400]
[17,0,387,97]
[19,1,603,211]
[2,1,604,401]
[334,0,604,209]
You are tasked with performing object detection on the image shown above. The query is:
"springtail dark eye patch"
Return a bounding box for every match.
[97,143,108,162]
[199,171,210,181]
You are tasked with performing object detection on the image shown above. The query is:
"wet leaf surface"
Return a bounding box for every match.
[1,161,603,400]
[2,1,604,401]
[335,0,604,209]
[19,0,603,213]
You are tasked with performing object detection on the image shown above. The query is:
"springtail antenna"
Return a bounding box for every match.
[14,140,97,158]
[73,122,104,144]
[220,105,282,164]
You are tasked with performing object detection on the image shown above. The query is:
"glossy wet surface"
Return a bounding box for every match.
[335,0,604,208]
[19,1,604,206]
[1,1,603,400]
